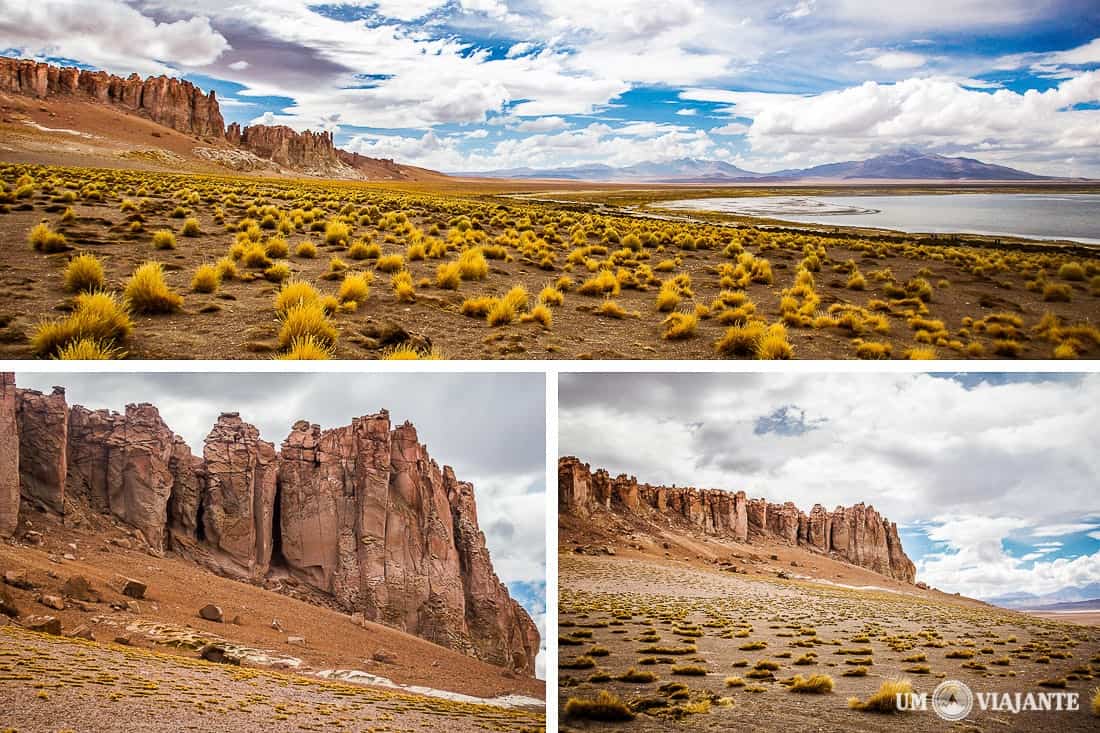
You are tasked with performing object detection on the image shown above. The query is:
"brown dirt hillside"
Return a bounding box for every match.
[0,509,543,704]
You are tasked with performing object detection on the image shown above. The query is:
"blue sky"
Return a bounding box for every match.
[559,372,1100,604]
[2,1,1099,174]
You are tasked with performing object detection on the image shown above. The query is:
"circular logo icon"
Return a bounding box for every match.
[932,680,974,721]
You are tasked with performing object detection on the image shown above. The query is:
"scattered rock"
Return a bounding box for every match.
[287,636,306,646]
[113,635,132,646]
[118,577,147,599]
[198,604,223,622]
[37,594,65,610]
[271,618,283,632]
[0,586,20,617]
[110,538,132,550]
[61,575,100,602]
[3,569,33,590]
[23,615,61,635]
[372,649,397,664]
[68,624,94,641]
[200,643,240,665]
[230,615,243,626]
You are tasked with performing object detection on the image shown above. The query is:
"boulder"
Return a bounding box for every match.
[37,594,65,610]
[68,624,94,640]
[3,570,34,590]
[23,615,61,635]
[119,577,147,599]
[0,586,20,617]
[198,604,223,622]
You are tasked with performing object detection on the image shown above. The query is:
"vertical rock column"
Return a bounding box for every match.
[0,373,19,537]
[447,467,541,674]
[16,387,68,514]
[203,413,277,579]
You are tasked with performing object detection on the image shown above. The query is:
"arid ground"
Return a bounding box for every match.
[1,155,1098,359]
[558,520,1100,732]
[0,510,544,732]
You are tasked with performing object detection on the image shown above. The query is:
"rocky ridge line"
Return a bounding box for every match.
[0,57,407,178]
[559,456,916,583]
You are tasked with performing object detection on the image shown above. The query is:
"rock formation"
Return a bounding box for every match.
[559,456,916,583]
[16,387,67,514]
[0,57,223,138]
[226,123,340,172]
[0,373,538,673]
[0,57,417,178]
[0,373,18,537]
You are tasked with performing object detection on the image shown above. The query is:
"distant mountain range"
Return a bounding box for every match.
[456,149,1052,182]
[987,582,1100,610]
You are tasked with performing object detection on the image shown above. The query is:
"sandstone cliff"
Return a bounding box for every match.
[0,56,223,138]
[226,123,343,174]
[0,57,429,179]
[0,375,538,674]
[559,456,916,583]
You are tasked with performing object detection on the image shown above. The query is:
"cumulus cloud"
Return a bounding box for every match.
[559,373,1100,600]
[0,0,229,76]
[867,51,927,70]
[683,71,1100,173]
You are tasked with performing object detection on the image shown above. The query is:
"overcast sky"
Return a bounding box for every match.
[560,372,1100,603]
[1,1,1098,174]
[15,371,547,678]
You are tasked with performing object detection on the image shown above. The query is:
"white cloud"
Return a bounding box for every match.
[228,60,249,70]
[867,51,926,70]
[0,0,229,76]
[513,116,570,132]
[684,71,1100,173]
[676,108,698,116]
[919,515,1100,599]
[711,122,750,135]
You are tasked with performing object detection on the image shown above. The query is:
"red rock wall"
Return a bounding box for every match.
[559,456,917,583]
[15,387,67,514]
[0,373,18,537]
[226,123,338,170]
[0,374,537,673]
[0,57,224,137]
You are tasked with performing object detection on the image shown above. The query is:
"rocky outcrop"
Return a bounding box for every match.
[0,57,223,138]
[226,123,340,171]
[0,373,18,537]
[276,415,538,674]
[202,413,279,580]
[67,403,203,552]
[16,387,67,514]
[0,57,431,179]
[559,456,917,583]
[0,374,536,673]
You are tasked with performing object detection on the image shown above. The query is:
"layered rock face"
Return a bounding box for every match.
[0,57,223,137]
[226,124,340,171]
[0,374,537,673]
[560,456,916,583]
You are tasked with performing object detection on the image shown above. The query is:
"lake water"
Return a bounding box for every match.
[658,193,1100,244]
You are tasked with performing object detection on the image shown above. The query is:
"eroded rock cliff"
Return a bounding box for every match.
[0,374,537,673]
[0,57,223,138]
[559,456,916,583]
